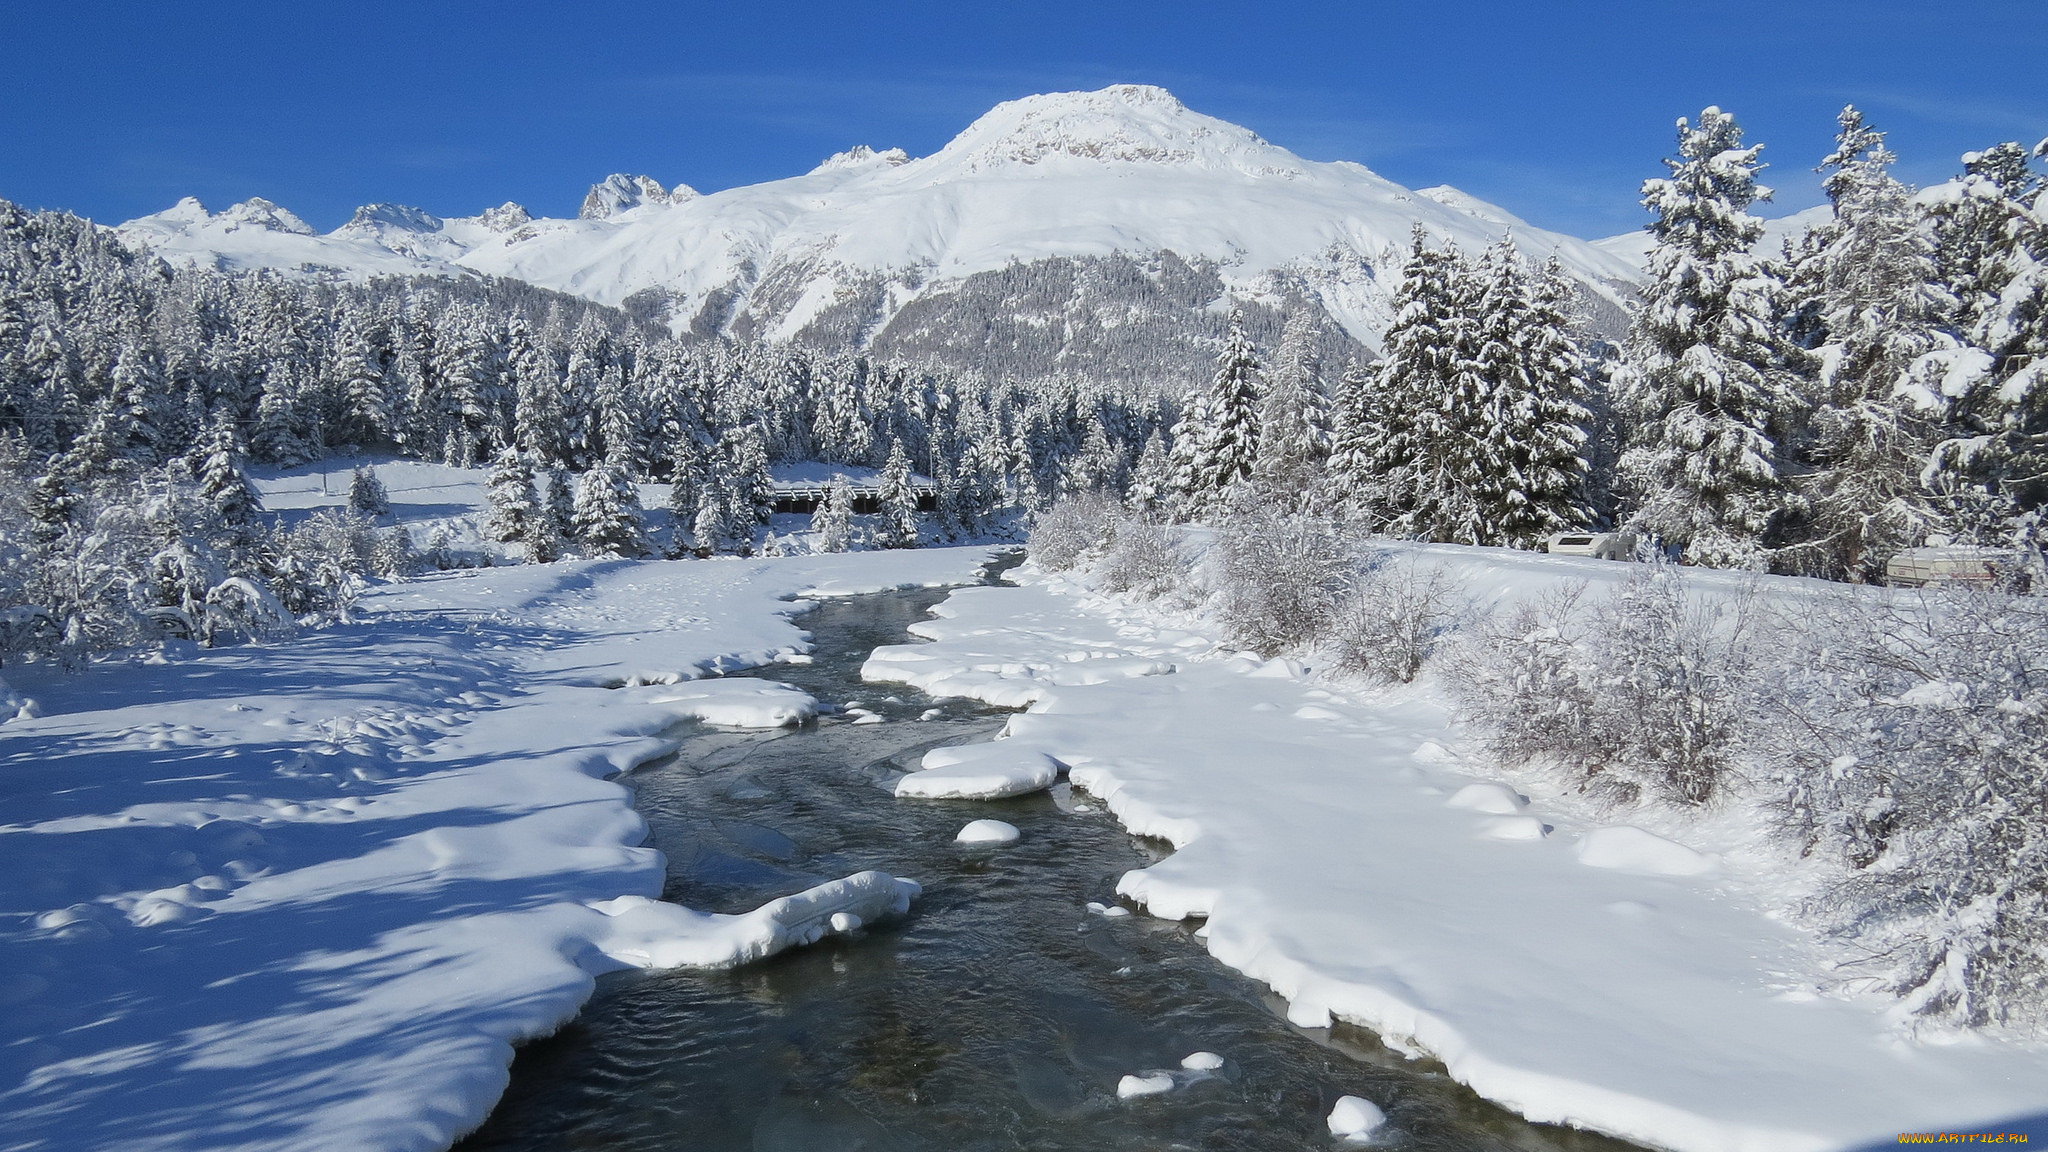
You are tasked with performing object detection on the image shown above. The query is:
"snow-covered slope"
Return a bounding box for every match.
[1593,203,1835,270]
[116,85,1644,376]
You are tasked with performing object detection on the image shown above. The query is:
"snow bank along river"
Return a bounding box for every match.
[455,579,1644,1152]
[858,556,2048,1152]
[0,549,986,1151]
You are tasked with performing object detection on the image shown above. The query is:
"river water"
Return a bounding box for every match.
[454,575,1641,1152]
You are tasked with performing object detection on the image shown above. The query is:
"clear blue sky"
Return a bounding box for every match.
[4,1,2042,239]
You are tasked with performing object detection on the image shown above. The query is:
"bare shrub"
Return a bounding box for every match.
[1097,517,1187,600]
[1215,513,1355,656]
[1327,555,1471,684]
[1448,566,1758,807]
[1765,585,2048,1035]
[1027,492,1123,572]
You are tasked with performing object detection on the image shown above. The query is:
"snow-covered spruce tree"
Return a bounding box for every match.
[541,466,576,553]
[810,475,855,553]
[347,466,390,517]
[876,441,920,548]
[1325,360,1381,520]
[1929,142,2040,352]
[1779,107,1953,580]
[1768,585,2048,1035]
[1252,310,1335,510]
[1468,245,1593,547]
[330,314,392,448]
[1346,229,1487,542]
[1921,141,2048,525]
[193,409,260,549]
[1618,107,1801,568]
[663,436,705,558]
[570,461,649,559]
[1166,311,1262,519]
[1125,428,1171,514]
[1514,258,1597,538]
[482,449,541,548]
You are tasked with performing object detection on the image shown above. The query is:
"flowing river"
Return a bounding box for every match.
[455,570,1642,1152]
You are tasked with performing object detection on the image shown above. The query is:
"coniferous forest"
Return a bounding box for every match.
[1,103,2043,663]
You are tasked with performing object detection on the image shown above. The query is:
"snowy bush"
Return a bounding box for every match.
[1765,586,2048,1035]
[1215,512,1355,656]
[1450,567,1759,806]
[263,510,378,619]
[1326,555,1471,684]
[1027,492,1123,571]
[202,577,294,645]
[1096,516,1188,600]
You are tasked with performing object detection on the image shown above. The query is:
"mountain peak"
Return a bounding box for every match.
[342,203,444,234]
[924,84,1303,177]
[580,174,691,220]
[812,145,910,174]
[219,198,315,235]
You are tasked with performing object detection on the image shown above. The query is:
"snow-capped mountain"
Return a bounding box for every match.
[117,85,1645,384]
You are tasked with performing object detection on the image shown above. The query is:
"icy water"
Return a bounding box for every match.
[455,570,1644,1152]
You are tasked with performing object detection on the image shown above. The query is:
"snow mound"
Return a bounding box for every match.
[640,680,818,728]
[1446,782,1526,814]
[895,742,1059,799]
[1575,826,1716,876]
[955,818,1020,845]
[589,870,919,969]
[1116,1072,1177,1100]
[1180,1051,1225,1071]
[1328,1095,1388,1141]
[1476,815,1548,842]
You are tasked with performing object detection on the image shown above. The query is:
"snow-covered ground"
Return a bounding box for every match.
[0,545,991,1151]
[863,549,2048,1152]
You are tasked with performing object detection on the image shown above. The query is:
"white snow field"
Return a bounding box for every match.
[0,545,990,1152]
[862,552,2048,1152]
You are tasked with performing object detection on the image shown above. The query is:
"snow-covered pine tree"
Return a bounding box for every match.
[1166,311,1263,518]
[570,462,649,558]
[1781,107,1952,579]
[1922,140,2048,525]
[510,317,570,467]
[482,449,541,547]
[251,368,313,466]
[1618,107,1800,568]
[663,435,705,558]
[1325,360,1379,518]
[347,466,390,517]
[194,409,259,546]
[724,422,775,530]
[811,475,855,553]
[1397,243,1494,544]
[1339,229,1472,536]
[330,314,392,449]
[1471,249,1593,548]
[541,465,576,551]
[876,440,920,548]
[1126,429,1171,513]
[1253,310,1335,509]
[1929,142,2040,345]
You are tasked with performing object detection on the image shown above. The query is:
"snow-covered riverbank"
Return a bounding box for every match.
[864,553,2048,1152]
[0,548,989,1152]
